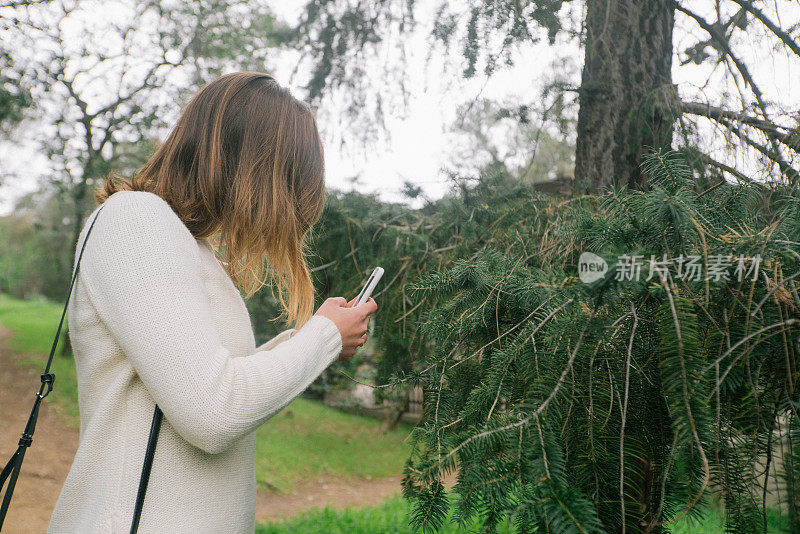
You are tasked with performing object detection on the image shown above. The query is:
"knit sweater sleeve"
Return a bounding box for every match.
[77,191,342,455]
[256,328,296,352]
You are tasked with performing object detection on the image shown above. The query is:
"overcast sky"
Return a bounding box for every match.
[1,1,798,216]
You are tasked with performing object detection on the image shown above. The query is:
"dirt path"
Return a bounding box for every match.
[0,326,79,534]
[256,474,405,521]
[0,325,427,532]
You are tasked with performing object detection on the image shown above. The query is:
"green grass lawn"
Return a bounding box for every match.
[0,292,80,426]
[256,493,516,534]
[257,493,790,533]
[255,397,412,492]
[0,292,412,493]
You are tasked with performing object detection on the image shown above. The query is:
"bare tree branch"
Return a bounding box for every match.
[0,0,52,7]
[682,101,788,135]
[675,2,789,164]
[697,152,754,185]
[715,116,800,182]
[730,0,800,58]
[682,101,799,153]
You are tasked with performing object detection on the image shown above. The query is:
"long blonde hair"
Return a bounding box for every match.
[95,71,326,327]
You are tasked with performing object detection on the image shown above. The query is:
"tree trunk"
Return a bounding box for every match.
[575,3,676,531]
[575,0,677,194]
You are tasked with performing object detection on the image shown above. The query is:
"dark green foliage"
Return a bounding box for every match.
[0,51,31,133]
[435,0,566,79]
[0,191,92,300]
[374,150,798,532]
[288,1,570,145]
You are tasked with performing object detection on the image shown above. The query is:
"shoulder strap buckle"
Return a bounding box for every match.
[37,373,56,399]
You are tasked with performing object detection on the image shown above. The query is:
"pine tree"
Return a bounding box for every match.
[396,150,799,532]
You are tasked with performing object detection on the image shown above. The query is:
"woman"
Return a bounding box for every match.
[47,71,377,533]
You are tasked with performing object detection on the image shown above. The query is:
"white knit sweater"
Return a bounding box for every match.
[47,190,343,533]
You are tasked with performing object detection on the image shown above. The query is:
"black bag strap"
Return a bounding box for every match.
[130,405,162,534]
[0,204,163,534]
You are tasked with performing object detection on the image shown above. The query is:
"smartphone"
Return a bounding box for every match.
[352,267,384,307]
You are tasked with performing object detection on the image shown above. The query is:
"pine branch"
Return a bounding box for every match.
[433,305,595,472]
[659,272,711,514]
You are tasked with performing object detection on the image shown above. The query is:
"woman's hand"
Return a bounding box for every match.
[313,297,378,361]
